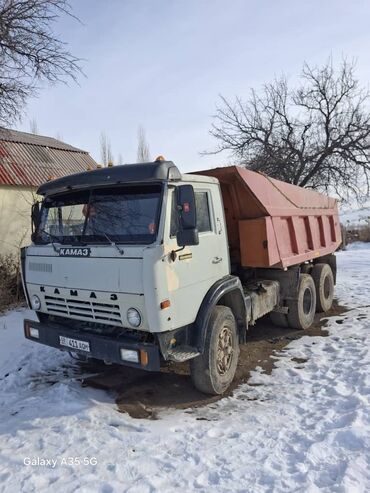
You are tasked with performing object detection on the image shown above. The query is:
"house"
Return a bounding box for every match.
[0,128,98,254]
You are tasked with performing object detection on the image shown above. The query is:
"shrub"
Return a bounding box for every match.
[342,224,370,245]
[358,224,370,242]
[0,253,25,311]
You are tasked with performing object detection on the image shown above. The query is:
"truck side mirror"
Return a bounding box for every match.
[31,202,41,233]
[176,185,199,246]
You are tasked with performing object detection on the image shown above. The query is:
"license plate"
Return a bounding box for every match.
[59,335,90,352]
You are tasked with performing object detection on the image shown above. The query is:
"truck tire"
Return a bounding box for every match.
[190,305,239,395]
[287,274,316,330]
[270,311,289,328]
[311,263,334,312]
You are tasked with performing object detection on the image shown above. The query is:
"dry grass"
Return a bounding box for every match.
[342,223,370,245]
[358,224,370,242]
[0,253,25,311]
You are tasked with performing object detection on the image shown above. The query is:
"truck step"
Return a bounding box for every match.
[167,346,200,363]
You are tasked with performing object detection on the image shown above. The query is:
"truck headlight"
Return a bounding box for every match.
[31,295,41,311]
[120,348,139,363]
[127,308,141,327]
[29,327,40,339]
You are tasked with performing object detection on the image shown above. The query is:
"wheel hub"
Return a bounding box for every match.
[217,326,234,375]
[303,287,312,315]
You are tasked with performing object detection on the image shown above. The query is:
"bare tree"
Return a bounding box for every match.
[208,59,370,200]
[0,0,82,127]
[117,153,123,165]
[137,125,150,162]
[29,117,38,134]
[100,131,113,166]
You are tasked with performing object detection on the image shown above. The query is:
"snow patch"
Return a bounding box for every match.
[0,247,370,491]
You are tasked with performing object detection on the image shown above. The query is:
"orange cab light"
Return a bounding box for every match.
[24,321,31,337]
[160,299,171,310]
[140,350,149,367]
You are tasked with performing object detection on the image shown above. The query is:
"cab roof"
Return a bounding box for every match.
[37,160,219,196]
[37,161,182,196]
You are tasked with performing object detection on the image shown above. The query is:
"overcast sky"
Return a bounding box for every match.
[17,0,370,172]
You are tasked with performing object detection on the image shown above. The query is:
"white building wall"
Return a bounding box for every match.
[0,185,36,255]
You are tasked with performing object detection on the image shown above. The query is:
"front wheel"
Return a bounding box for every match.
[190,305,239,395]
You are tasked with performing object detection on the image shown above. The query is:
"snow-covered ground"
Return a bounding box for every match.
[1,244,370,492]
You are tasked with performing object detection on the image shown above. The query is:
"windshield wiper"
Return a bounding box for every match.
[103,233,124,255]
[38,229,63,253]
[91,230,124,255]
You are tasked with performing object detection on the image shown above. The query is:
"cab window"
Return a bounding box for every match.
[170,190,212,237]
[195,192,211,233]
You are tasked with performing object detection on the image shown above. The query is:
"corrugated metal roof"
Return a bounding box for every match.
[0,128,85,152]
[0,128,97,187]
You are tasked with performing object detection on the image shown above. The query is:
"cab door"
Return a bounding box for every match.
[164,183,229,329]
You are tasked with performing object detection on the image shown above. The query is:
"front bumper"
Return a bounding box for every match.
[24,319,161,371]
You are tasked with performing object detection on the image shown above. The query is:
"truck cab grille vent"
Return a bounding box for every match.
[29,262,52,273]
[44,295,122,326]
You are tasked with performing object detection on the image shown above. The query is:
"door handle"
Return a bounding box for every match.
[212,256,222,264]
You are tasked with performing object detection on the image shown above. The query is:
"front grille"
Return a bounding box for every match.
[44,295,122,326]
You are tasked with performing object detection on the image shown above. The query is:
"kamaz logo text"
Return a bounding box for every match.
[58,247,91,257]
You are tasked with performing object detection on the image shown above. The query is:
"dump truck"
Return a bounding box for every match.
[21,160,341,394]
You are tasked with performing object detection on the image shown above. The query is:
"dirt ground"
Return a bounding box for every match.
[81,301,347,419]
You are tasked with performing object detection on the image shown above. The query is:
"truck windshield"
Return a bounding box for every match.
[35,185,162,245]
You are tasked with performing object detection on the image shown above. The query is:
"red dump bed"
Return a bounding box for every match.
[195,166,341,269]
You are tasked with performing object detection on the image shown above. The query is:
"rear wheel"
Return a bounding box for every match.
[287,274,316,330]
[311,263,334,312]
[190,305,239,395]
